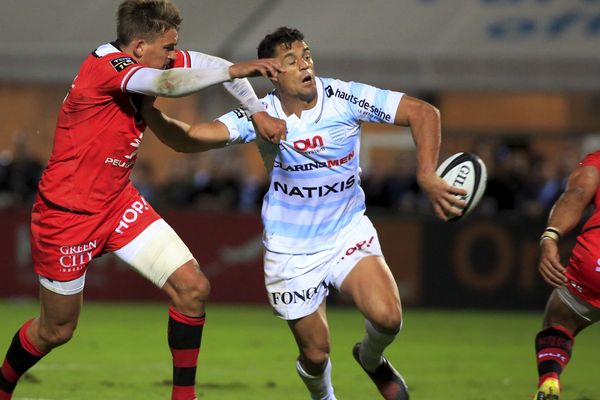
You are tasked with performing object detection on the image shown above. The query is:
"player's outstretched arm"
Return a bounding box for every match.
[184,52,286,143]
[125,58,282,98]
[394,95,466,220]
[539,165,600,287]
[141,97,230,153]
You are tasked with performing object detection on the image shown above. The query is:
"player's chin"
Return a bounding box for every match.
[298,84,317,98]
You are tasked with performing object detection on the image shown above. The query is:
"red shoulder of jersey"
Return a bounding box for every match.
[580,151,600,170]
[82,43,144,93]
[169,49,192,69]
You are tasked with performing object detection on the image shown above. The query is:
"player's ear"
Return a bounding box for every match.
[132,39,146,59]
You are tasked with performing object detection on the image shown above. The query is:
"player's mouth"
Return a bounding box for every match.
[301,75,313,85]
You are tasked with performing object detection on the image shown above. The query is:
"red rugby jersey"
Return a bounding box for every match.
[38,43,191,213]
[566,150,600,306]
[578,151,600,230]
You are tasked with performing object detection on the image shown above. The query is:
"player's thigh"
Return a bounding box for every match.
[32,284,83,351]
[340,255,401,326]
[38,284,82,327]
[543,286,599,334]
[112,219,195,289]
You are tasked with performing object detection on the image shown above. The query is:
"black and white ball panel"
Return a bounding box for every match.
[436,152,487,220]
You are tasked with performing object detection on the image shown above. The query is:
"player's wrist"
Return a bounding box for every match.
[539,226,561,246]
[243,98,266,116]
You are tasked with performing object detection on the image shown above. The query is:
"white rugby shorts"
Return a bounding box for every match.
[264,215,383,320]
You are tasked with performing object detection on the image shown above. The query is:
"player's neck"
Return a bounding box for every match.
[278,92,318,118]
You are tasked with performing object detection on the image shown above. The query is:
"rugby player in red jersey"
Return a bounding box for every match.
[534,151,600,400]
[0,1,284,399]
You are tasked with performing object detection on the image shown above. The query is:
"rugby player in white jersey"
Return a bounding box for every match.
[141,26,466,400]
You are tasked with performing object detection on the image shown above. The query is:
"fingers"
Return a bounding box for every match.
[262,59,283,78]
[445,192,467,210]
[432,203,449,222]
[448,185,468,197]
[231,59,283,79]
[270,128,287,144]
[540,263,567,287]
[438,198,463,220]
[538,252,568,287]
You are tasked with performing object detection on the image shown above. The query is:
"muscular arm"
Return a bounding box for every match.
[547,166,599,233]
[126,54,280,109]
[142,102,230,153]
[539,165,600,287]
[394,95,466,220]
[129,52,286,143]
[186,52,267,115]
[126,66,231,98]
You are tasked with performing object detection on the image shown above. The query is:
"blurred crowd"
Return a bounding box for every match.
[0,133,581,218]
[361,139,579,218]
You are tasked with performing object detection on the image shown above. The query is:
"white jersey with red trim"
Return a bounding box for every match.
[38,43,195,213]
[218,77,403,254]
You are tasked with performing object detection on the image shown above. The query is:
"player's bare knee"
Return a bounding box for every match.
[186,274,211,303]
[301,346,330,367]
[38,323,76,348]
[170,274,210,315]
[372,304,403,333]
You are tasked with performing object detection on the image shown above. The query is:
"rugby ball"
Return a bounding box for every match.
[436,152,487,221]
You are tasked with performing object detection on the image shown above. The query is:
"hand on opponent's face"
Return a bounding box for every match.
[229,59,284,80]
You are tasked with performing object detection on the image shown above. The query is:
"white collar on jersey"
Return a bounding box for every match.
[93,42,121,57]
[271,77,325,124]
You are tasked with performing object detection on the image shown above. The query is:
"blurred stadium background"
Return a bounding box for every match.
[1,0,599,399]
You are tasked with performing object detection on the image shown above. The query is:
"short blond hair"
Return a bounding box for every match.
[116,0,182,45]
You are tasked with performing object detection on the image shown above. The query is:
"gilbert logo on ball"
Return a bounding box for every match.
[436,152,487,221]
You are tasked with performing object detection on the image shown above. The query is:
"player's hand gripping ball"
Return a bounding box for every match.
[436,152,487,221]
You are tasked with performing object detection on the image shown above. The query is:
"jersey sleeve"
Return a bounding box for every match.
[186,50,232,69]
[217,108,257,145]
[338,79,404,125]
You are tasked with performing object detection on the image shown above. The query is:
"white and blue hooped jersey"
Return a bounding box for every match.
[218,77,403,254]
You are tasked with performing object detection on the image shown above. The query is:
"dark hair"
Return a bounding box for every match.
[116,0,182,45]
[257,27,304,59]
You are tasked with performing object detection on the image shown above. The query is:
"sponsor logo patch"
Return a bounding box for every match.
[57,240,98,272]
[270,280,328,305]
[324,84,391,121]
[110,56,136,72]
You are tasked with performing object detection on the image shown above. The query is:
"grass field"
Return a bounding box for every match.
[0,300,598,400]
